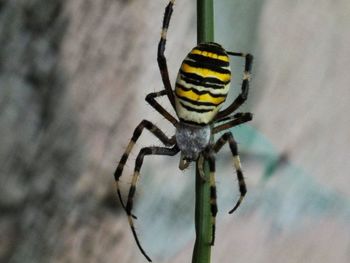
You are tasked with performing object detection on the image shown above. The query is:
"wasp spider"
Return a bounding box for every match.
[114,0,253,261]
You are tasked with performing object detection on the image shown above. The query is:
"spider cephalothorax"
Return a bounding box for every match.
[114,1,253,261]
[176,122,211,168]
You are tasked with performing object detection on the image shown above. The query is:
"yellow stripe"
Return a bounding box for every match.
[176,87,226,105]
[181,63,230,82]
[191,49,229,62]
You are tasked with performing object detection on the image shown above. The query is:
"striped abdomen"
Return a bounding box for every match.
[175,42,231,125]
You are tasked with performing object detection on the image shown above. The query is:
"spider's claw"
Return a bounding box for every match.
[228,206,238,214]
[179,154,190,170]
[228,196,244,214]
[130,217,153,262]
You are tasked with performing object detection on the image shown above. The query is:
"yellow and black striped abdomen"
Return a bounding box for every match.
[175,42,231,125]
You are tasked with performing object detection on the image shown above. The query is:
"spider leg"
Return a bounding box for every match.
[215,53,253,120]
[146,90,177,126]
[157,0,176,109]
[197,154,207,181]
[114,120,175,218]
[201,150,217,245]
[213,112,252,134]
[213,132,247,214]
[126,145,180,262]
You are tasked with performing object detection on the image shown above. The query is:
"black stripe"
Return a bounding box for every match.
[210,186,217,199]
[179,75,227,89]
[176,84,227,97]
[196,43,227,56]
[211,203,218,216]
[126,197,133,214]
[176,94,222,107]
[245,54,253,71]
[180,70,230,85]
[128,185,136,198]
[162,2,173,31]
[120,153,128,164]
[203,42,222,48]
[179,118,208,126]
[188,53,229,67]
[114,166,123,180]
[236,170,247,193]
[179,102,213,113]
[227,51,245,57]
[183,60,231,74]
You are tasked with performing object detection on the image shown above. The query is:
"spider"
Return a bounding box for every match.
[114,0,253,261]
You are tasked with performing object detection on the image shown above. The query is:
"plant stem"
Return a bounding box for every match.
[192,1,214,263]
[197,0,214,43]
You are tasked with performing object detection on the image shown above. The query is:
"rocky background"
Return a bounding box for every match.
[1,0,349,262]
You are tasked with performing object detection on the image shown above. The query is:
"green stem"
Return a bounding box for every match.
[197,0,214,43]
[192,1,214,263]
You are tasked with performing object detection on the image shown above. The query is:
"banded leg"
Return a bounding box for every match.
[200,150,218,245]
[145,90,177,126]
[114,120,175,216]
[213,132,247,214]
[213,112,253,134]
[216,53,253,120]
[126,145,180,262]
[197,154,206,181]
[157,0,176,109]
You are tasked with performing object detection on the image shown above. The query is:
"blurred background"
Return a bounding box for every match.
[1,0,350,262]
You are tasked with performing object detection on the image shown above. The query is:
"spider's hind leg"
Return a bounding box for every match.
[201,150,218,246]
[213,132,247,214]
[126,145,180,262]
[114,120,175,217]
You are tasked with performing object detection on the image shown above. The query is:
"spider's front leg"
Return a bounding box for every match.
[213,132,247,214]
[146,90,177,126]
[157,0,176,108]
[126,145,180,262]
[114,120,175,216]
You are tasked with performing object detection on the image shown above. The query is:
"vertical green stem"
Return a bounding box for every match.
[192,1,214,263]
[197,0,214,43]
